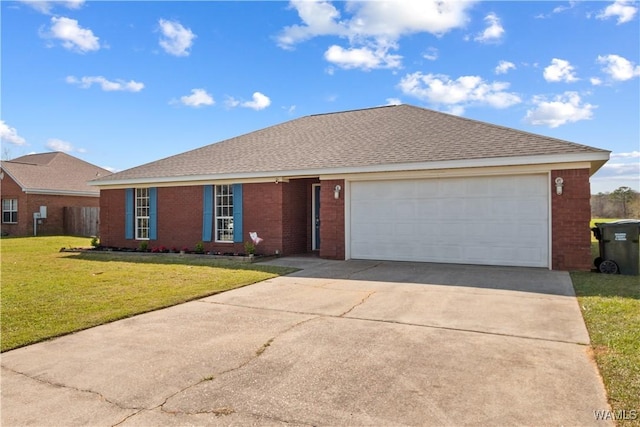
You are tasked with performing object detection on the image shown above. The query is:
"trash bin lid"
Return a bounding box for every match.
[595,219,640,227]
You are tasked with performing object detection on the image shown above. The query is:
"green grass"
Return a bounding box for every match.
[572,261,640,426]
[1,236,295,352]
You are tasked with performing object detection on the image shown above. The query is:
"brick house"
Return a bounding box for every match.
[91,105,609,270]
[1,152,112,236]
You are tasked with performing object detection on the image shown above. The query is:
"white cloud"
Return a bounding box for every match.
[324,43,402,70]
[591,160,640,192]
[66,75,144,92]
[178,88,214,107]
[19,0,84,14]
[474,12,504,43]
[158,19,196,57]
[423,47,438,61]
[495,60,516,74]
[0,120,27,146]
[225,93,271,110]
[42,16,100,53]
[277,0,347,48]
[611,151,640,158]
[543,58,579,82]
[590,77,603,86]
[277,0,474,69]
[525,92,595,128]
[278,0,474,49]
[224,96,241,109]
[398,72,521,111]
[596,0,638,24]
[242,92,271,110]
[46,138,85,153]
[597,54,640,81]
[386,98,402,105]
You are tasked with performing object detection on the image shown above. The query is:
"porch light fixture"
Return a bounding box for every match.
[555,177,564,195]
[334,184,342,199]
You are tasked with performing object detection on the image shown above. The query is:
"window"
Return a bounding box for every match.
[215,185,234,242]
[2,199,18,223]
[135,188,150,240]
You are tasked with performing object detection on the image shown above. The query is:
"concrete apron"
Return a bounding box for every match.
[1,259,611,426]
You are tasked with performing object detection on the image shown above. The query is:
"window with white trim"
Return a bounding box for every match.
[135,188,150,240]
[2,199,18,223]
[215,185,233,242]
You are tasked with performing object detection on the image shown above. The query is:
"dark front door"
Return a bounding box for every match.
[313,184,321,251]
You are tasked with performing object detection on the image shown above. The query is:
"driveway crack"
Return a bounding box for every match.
[339,291,376,317]
[1,365,143,423]
[151,316,320,418]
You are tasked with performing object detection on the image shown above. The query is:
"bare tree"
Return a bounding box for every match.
[610,186,637,218]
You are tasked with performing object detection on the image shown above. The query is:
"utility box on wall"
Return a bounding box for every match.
[39,206,47,219]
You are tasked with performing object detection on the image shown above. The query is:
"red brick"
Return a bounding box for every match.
[1,174,100,236]
[551,169,592,271]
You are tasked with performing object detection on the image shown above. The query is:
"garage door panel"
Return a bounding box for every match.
[350,175,549,268]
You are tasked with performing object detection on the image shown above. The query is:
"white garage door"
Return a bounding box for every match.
[350,175,549,268]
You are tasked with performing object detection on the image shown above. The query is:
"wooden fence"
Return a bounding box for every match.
[64,207,99,237]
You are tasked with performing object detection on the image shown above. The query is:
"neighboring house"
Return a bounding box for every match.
[91,104,610,271]
[1,152,112,236]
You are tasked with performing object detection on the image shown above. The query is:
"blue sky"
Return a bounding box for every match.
[1,0,638,193]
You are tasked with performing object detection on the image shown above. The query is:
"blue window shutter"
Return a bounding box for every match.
[233,184,243,243]
[202,185,213,242]
[125,188,134,239]
[149,187,158,240]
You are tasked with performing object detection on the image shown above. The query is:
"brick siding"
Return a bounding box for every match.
[98,171,592,269]
[551,169,592,271]
[1,174,99,236]
[319,179,345,260]
[100,180,318,256]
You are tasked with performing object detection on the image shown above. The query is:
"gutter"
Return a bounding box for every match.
[89,151,611,188]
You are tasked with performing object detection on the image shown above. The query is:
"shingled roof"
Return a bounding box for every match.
[1,152,112,196]
[92,104,609,186]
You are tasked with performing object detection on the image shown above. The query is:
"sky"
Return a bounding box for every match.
[1,0,639,194]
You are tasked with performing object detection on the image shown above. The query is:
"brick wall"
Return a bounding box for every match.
[1,173,99,236]
[99,180,317,256]
[100,189,127,247]
[243,182,284,255]
[319,179,345,260]
[157,186,203,251]
[1,174,24,235]
[551,169,592,271]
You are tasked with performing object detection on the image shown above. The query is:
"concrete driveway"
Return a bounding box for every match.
[1,259,610,426]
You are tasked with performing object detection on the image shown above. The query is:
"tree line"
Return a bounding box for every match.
[591,186,640,219]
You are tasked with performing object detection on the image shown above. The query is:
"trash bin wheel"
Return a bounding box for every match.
[599,259,619,274]
[594,257,603,268]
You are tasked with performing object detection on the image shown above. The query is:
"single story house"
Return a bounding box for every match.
[91,104,609,270]
[1,152,112,236]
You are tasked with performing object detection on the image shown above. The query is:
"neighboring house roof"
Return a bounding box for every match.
[1,152,112,196]
[92,104,610,187]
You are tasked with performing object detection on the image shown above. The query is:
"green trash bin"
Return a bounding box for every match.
[592,220,640,275]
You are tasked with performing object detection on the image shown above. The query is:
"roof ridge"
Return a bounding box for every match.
[308,104,398,117]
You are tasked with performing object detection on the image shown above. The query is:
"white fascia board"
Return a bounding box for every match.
[90,152,610,188]
[24,189,100,197]
[91,174,291,189]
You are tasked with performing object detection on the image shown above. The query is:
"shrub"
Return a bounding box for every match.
[244,241,255,255]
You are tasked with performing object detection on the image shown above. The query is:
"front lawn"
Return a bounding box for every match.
[1,236,295,352]
[572,268,640,426]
